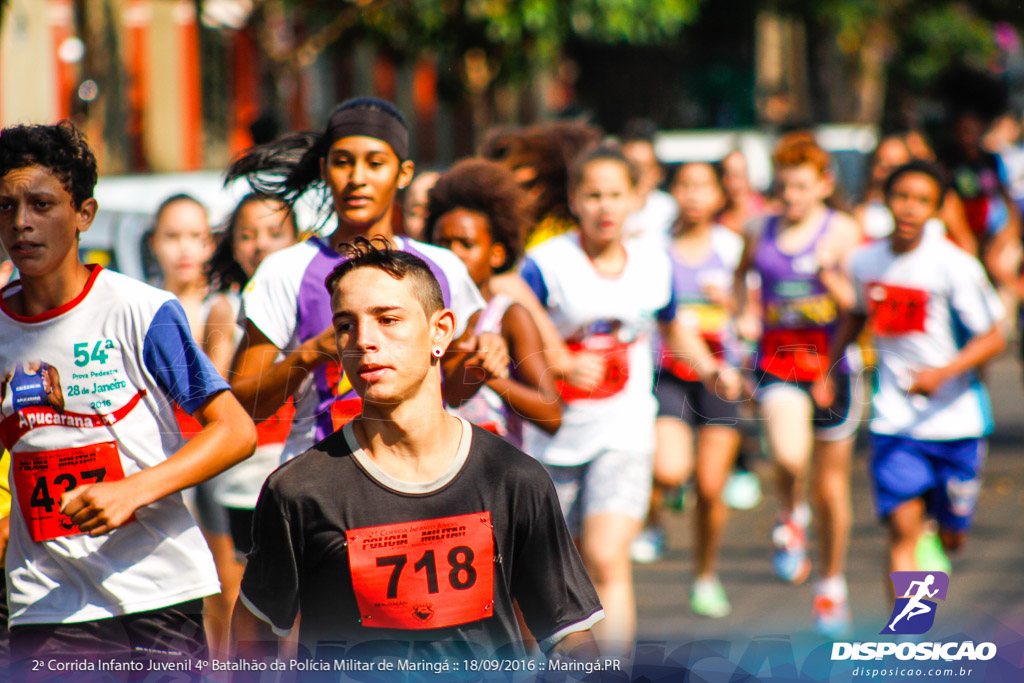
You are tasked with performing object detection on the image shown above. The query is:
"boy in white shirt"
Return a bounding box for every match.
[817,160,1005,577]
[0,121,256,678]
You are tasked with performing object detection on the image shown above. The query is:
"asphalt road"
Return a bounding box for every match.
[631,354,1024,681]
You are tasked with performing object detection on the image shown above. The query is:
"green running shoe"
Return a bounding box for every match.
[691,576,731,618]
[915,528,952,575]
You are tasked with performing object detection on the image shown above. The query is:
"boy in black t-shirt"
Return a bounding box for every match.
[232,238,603,664]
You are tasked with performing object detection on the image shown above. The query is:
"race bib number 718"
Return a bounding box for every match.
[346,512,495,630]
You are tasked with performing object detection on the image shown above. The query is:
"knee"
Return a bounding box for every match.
[695,475,726,505]
[582,541,633,583]
[654,460,689,488]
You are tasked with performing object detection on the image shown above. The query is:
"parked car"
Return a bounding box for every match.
[81,171,326,282]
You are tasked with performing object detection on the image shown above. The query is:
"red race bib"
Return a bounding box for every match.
[660,337,724,382]
[13,442,130,542]
[759,329,830,382]
[331,397,363,431]
[556,335,631,402]
[867,282,928,337]
[346,512,495,630]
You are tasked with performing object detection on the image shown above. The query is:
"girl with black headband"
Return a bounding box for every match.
[224,98,505,462]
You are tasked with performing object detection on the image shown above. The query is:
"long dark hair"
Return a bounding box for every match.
[205,194,299,293]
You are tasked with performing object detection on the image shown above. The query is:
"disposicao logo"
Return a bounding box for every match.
[831,570,997,663]
[882,571,949,635]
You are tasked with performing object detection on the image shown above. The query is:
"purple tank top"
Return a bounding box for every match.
[295,236,453,440]
[752,212,844,378]
[659,244,734,378]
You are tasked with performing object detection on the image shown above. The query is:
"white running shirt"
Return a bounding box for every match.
[521,233,675,465]
[0,266,225,625]
[848,233,1004,440]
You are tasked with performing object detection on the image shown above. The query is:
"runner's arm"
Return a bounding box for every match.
[811,309,867,409]
[483,302,562,433]
[940,191,978,254]
[440,316,511,406]
[230,321,336,421]
[659,319,741,400]
[980,194,1024,296]
[909,325,1004,396]
[62,389,257,536]
[202,294,238,379]
[817,213,861,312]
[733,222,764,341]
[231,597,281,663]
[491,271,574,374]
[549,629,600,660]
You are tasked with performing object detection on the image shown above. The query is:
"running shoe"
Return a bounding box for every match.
[914,528,952,575]
[771,518,811,584]
[723,470,762,510]
[813,592,852,639]
[691,576,732,618]
[630,526,666,564]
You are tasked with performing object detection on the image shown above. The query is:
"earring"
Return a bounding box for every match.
[432,348,443,358]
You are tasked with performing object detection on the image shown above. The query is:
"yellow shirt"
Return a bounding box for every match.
[0,449,9,518]
[526,214,577,250]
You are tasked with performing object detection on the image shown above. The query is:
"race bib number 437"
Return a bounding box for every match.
[13,441,129,542]
[346,512,495,630]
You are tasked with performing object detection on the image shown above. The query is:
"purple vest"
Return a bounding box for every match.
[752,213,844,379]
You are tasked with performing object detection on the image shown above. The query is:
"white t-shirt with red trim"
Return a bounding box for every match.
[520,233,675,465]
[848,233,1004,440]
[0,266,227,626]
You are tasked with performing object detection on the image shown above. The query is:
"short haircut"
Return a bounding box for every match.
[424,158,526,273]
[0,120,97,208]
[325,237,444,317]
[883,160,950,206]
[569,144,638,192]
[772,131,831,174]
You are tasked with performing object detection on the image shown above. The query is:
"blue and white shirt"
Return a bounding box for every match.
[0,265,228,625]
[848,232,1004,440]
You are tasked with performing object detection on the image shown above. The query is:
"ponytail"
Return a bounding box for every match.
[224,131,334,226]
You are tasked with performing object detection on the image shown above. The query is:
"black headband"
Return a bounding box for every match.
[325,106,409,160]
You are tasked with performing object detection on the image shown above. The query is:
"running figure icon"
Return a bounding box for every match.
[888,574,939,632]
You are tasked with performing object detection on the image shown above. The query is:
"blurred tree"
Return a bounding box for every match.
[787,0,1001,126]
[74,0,131,172]
[246,0,702,136]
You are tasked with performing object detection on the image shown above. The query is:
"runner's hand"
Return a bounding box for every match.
[313,325,339,358]
[61,479,142,536]
[453,332,510,380]
[811,376,835,408]
[706,366,743,401]
[565,351,607,390]
[908,367,947,396]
